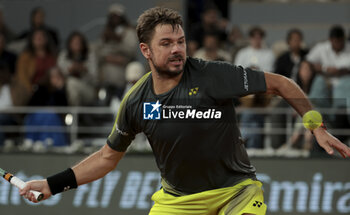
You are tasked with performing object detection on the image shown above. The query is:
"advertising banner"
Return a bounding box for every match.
[0,154,349,215]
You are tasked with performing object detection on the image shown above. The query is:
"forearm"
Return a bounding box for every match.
[72,144,124,185]
[265,73,313,116]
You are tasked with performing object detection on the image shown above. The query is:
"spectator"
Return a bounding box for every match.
[23,67,69,148]
[95,3,138,100]
[187,7,228,57]
[0,6,16,43]
[15,28,56,104]
[306,25,350,140]
[271,60,316,149]
[17,7,59,50]
[278,61,316,152]
[223,25,248,62]
[275,28,308,84]
[235,26,275,149]
[111,61,145,118]
[234,26,275,72]
[193,32,231,62]
[28,66,67,106]
[58,31,97,106]
[123,61,145,97]
[270,29,310,148]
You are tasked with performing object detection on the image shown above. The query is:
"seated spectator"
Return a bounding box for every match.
[28,66,68,106]
[187,6,228,57]
[95,3,138,100]
[58,31,97,106]
[24,67,69,148]
[15,28,56,104]
[123,61,145,97]
[235,26,275,149]
[16,7,59,50]
[278,61,316,152]
[274,28,308,83]
[306,25,350,141]
[234,26,275,72]
[297,61,315,94]
[223,25,248,62]
[193,32,231,62]
[270,29,310,148]
[111,61,145,117]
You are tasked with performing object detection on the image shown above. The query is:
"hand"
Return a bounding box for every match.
[19,179,52,203]
[313,127,350,158]
[326,67,339,76]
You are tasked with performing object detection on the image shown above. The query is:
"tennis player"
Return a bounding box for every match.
[21,7,350,215]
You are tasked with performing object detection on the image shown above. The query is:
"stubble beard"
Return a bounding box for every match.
[149,52,185,78]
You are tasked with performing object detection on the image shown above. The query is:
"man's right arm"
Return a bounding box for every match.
[20,144,124,203]
[73,144,124,185]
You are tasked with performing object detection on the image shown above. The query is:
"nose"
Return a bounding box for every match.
[171,43,181,54]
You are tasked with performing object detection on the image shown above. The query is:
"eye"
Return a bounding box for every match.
[161,42,170,47]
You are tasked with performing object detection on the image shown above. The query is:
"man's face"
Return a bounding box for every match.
[288,32,302,52]
[250,33,263,49]
[147,24,186,77]
[330,37,345,53]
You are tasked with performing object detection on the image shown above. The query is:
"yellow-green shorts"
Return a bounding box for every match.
[149,179,267,215]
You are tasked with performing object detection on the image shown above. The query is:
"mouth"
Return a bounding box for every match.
[168,56,184,66]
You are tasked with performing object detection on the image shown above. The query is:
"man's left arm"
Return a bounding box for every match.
[264,72,350,158]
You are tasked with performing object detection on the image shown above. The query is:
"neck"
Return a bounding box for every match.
[151,66,183,95]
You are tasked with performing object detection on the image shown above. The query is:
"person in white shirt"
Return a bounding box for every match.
[234,26,275,149]
[307,25,350,139]
[57,31,97,106]
[234,26,275,72]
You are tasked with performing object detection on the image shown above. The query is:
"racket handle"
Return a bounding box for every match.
[11,176,44,201]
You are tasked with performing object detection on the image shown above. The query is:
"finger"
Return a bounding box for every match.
[20,183,32,195]
[330,140,350,158]
[24,192,31,200]
[30,193,38,203]
[321,141,334,155]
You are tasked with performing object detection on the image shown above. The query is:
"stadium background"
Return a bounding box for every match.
[0,0,350,214]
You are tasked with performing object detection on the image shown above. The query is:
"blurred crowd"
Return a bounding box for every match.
[0,4,349,156]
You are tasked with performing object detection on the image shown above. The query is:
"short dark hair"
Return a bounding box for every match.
[329,25,345,39]
[286,28,303,43]
[248,26,265,38]
[136,7,183,44]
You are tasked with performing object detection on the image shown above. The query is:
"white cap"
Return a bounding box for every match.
[108,3,125,16]
[125,61,145,82]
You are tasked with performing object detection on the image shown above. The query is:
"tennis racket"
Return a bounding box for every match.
[0,167,44,201]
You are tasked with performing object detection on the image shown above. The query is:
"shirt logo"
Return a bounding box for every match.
[143,100,161,120]
[189,87,199,96]
[243,70,249,91]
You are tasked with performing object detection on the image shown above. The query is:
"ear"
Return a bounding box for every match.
[140,43,151,59]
